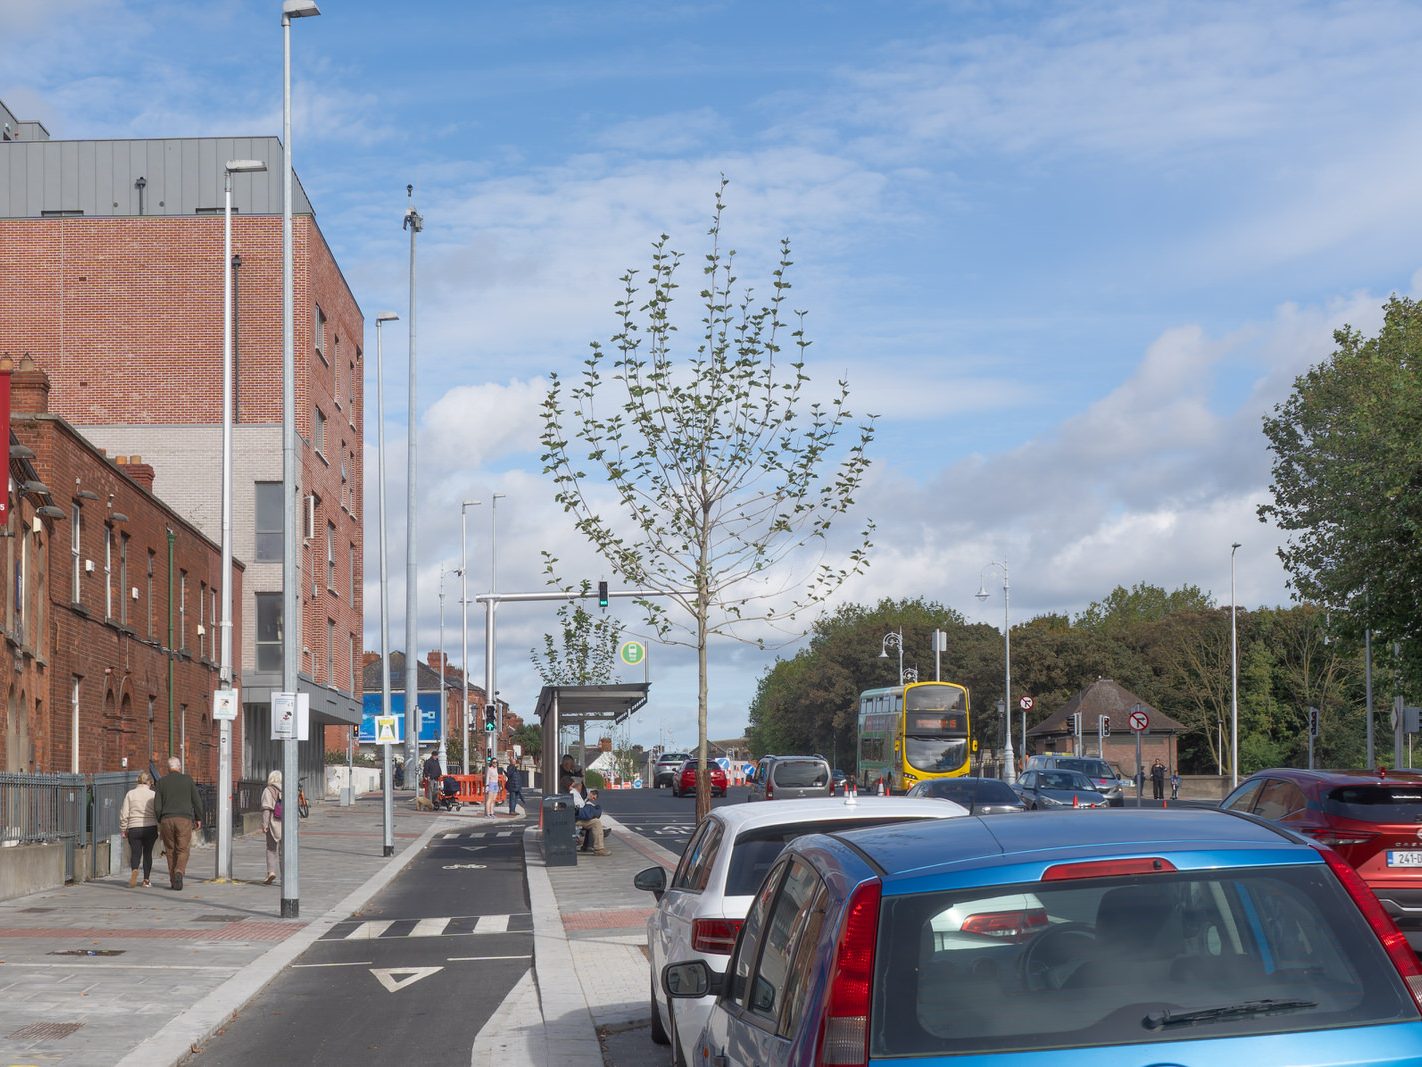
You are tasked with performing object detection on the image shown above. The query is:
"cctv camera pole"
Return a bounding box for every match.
[403,186,424,792]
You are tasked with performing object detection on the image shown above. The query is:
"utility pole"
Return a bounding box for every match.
[460,500,480,775]
[489,493,506,760]
[438,565,447,772]
[402,185,423,786]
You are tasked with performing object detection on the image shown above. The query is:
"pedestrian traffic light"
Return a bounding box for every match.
[597,580,609,608]
[484,705,497,733]
[1099,715,1110,738]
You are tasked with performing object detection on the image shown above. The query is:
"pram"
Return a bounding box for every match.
[432,775,462,812]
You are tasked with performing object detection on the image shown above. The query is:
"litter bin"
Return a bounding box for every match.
[542,794,577,867]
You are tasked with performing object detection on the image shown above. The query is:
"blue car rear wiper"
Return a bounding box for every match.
[1143,998,1316,1030]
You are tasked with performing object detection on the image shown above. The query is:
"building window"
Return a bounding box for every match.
[211,588,218,657]
[314,407,327,455]
[179,570,188,650]
[333,335,342,409]
[349,632,357,692]
[71,677,82,774]
[13,525,26,636]
[326,618,335,683]
[71,503,82,603]
[255,593,282,673]
[147,550,156,638]
[104,523,114,619]
[350,351,360,415]
[119,533,129,625]
[255,482,283,562]
[349,541,357,602]
[327,522,336,591]
[198,580,207,659]
[315,304,327,361]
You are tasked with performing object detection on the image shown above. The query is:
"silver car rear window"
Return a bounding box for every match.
[871,866,1417,1056]
[770,760,829,788]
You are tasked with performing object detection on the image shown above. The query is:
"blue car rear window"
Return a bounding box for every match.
[871,866,1418,1056]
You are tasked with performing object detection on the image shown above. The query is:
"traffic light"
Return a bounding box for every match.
[1066,713,1079,735]
[597,580,609,608]
[1099,715,1110,738]
[1308,707,1320,738]
[484,704,497,733]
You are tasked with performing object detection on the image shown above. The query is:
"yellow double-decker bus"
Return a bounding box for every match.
[856,680,972,794]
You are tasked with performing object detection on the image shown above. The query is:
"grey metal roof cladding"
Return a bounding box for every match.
[0,135,314,218]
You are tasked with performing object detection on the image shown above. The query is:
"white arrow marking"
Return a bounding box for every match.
[370,966,443,993]
[460,845,486,852]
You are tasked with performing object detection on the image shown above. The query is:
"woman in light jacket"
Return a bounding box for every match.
[119,771,158,887]
[261,770,283,885]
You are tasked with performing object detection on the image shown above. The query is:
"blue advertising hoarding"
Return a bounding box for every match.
[358,692,442,744]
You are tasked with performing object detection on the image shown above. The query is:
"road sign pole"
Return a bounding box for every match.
[1134,731,1143,807]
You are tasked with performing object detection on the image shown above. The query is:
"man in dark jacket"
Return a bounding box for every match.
[422,751,442,804]
[505,759,524,816]
[1150,758,1167,801]
[153,757,203,890]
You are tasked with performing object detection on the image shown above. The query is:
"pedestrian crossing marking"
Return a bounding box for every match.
[345,921,394,940]
[323,914,532,942]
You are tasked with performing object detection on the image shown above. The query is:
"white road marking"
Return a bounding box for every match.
[446,954,531,961]
[292,961,373,968]
[411,918,449,938]
[370,966,442,992]
[345,920,394,940]
[475,914,509,934]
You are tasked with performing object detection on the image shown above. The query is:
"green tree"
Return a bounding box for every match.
[1076,583,1215,630]
[511,723,542,760]
[1261,296,1422,675]
[541,183,875,819]
[530,559,623,687]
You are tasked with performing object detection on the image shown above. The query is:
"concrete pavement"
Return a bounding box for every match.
[0,793,674,1067]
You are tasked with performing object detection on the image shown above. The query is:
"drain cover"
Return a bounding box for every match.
[48,949,125,957]
[8,1021,83,1040]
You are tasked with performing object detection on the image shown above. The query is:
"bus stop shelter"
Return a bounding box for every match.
[534,682,650,792]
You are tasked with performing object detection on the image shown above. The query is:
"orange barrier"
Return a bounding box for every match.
[445,775,483,803]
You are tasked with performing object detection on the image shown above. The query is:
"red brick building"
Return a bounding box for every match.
[0,100,364,787]
[2,357,238,781]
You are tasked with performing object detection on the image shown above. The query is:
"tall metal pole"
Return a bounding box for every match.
[403,187,424,784]
[1365,628,1375,768]
[460,500,480,775]
[217,166,237,881]
[279,0,319,919]
[484,599,495,765]
[1002,562,1014,782]
[1230,543,1241,788]
[438,566,447,771]
[375,313,397,856]
[489,493,505,758]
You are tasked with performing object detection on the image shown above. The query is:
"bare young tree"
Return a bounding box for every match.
[541,181,875,819]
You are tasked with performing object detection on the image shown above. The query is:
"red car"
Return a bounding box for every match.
[1223,767,1422,949]
[671,759,728,798]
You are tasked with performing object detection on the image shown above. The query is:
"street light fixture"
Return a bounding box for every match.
[1230,542,1241,789]
[975,560,1015,782]
[403,185,424,789]
[374,311,398,857]
[280,0,319,919]
[218,157,266,882]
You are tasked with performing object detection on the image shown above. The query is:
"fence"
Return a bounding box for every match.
[0,771,227,883]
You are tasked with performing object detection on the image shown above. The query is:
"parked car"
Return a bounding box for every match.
[906,776,1027,814]
[653,752,691,789]
[1222,767,1422,951]
[747,755,832,801]
[672,759,728,798]
[1022,754,1125,805]
[664,809,1422,1066]
[635,796,965,1066]
[1014,768,1109,809]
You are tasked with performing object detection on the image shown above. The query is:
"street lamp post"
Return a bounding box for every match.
[1230,542,1241,789]
[374,312,398,856]
[459,500,481,775]
[489,493,506,759]
[280,0,320,920]
[403,186,424,788]
[217,158,266,882]
[438,566,447,772]
[879,629,915,684]
[976,561,1014,782]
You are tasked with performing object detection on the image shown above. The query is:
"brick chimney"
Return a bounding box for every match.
[115,455,155,493]
[9,354,51,413]
[362,651,381,668]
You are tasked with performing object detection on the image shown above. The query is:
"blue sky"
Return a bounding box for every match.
[8,0,1422,749]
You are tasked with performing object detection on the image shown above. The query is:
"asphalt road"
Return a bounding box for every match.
[598,784,749,854]
[192,820,531,1065]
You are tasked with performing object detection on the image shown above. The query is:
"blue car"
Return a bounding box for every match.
[663,809,1422,1066]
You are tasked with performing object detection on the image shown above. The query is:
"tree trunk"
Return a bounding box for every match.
[696,596,711,823]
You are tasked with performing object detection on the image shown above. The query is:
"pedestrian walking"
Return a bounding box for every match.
[484,756,501,817]
[153,756,203,891]
[1150,758,1166,801]
[422,750,442,805]
[261,770,283,885]
[118,771,158,888]
[505,758,524,816]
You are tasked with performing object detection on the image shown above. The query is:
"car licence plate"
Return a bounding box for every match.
[1387,851,1422,867]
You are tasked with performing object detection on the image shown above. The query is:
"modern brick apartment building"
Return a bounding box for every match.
[0,100,364,786]
[2,357,237,781]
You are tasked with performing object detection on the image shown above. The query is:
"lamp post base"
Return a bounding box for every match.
[281,898,300,919]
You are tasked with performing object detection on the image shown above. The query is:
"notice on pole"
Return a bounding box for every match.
[213,688,238,722]
[375,716,399,745]
[619,640,646,666]
[272,692,296,740]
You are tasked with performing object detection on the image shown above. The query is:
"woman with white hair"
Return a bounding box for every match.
[118,770,158,887]
[260,770,283,885]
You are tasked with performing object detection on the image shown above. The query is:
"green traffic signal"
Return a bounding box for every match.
[597,580,609,607]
